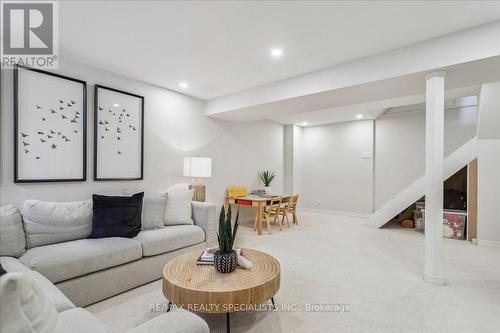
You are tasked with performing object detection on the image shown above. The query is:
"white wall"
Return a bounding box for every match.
[375,112,425,209]
[301,120,374,214]
[0,57,283,219]
[477,81,500,140]
[375,107,477,209]
[476,82,500,245]
[295,106,477,214]
[477,140,500,245]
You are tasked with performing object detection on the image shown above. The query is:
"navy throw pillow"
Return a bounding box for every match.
[90,192,144,239]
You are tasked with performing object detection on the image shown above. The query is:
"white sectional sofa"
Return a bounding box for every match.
[1,272,209,333]
[0,199,216,324]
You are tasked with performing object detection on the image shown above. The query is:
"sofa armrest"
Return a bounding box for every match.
[1,256,75,312]
[191,202,216,247]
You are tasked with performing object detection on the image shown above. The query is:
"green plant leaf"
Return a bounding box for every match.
[217,205,241,254]
[225,206,232,253]
[218,207,226,252]
[230,208,240,249]
[218,208,225,244]
[226,205,232,227]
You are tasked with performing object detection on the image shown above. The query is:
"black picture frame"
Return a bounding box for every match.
[93,84,144,181]
[14,64,87,183]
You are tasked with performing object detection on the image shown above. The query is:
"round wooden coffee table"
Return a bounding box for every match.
[163,248,280,332]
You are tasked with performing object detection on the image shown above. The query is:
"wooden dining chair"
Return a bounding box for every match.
[280,194,299,225]
[278,195,292,229]
[254,196,282,233]
[290,194,299,224]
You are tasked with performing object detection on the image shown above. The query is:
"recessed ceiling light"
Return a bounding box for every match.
[301,121,308,126]
[112,103,121,107]
[356,114,363,119]
[179,82,189,89]
[270,48,283,58]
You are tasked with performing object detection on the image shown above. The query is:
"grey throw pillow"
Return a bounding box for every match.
[0,205,26,257]
[141,196,167,230]
[22,200,92,248]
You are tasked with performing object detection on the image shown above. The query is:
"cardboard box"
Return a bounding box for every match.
[443,210,466,240]
[418,209,467,240]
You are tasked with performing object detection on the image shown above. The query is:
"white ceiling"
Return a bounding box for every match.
[59,1,500,100]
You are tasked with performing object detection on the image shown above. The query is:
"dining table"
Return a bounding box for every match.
[225,195,277,235]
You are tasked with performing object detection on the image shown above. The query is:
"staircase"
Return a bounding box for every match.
[365,137,478,228]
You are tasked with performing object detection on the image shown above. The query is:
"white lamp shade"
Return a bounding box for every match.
[183,157,212,178]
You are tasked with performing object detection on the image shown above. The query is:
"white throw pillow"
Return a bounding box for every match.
[164,190,194,225]
[141,196,167,230]
[0,205,26,257]
[0,272,58,333]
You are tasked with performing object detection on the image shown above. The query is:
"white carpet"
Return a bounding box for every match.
[86,212,500,332]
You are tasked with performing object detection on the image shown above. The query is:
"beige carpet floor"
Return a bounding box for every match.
[86,211,500,332]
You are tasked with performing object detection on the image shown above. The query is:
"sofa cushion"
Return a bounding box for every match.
[0,257,75,312]
[22,199,92,248]
[0,205,26,257]
[55,308,109,333]
[134,225,205,257]
[0,272,58,333]
[90,193,144,239]
[141,196,166,230]
[20,238,142,283]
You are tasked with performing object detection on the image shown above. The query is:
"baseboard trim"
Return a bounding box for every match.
[477,239,500,248]
[299,208,369,219]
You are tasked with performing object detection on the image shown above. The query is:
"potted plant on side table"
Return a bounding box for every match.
[215,206,239,273]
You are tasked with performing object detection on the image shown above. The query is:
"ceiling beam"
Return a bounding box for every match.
[271,85,480,126]
[206,21,500,121]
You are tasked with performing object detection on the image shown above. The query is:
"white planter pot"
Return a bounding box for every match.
[264,186,272,194]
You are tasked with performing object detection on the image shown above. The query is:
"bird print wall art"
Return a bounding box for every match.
[14,65,86,182]
[94,85,144,180]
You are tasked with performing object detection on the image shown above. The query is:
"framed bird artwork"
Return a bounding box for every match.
[94,85,144,180]
[14,65,87,182]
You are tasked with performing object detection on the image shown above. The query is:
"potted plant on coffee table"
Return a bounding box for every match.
[215,206,240,273]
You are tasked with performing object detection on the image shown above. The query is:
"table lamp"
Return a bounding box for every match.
[183,157,212,202]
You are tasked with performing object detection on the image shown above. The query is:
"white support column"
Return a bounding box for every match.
[283,125,302,196]
[283,125,294,194]
[292,125,302,196]
[424,71,446,285]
